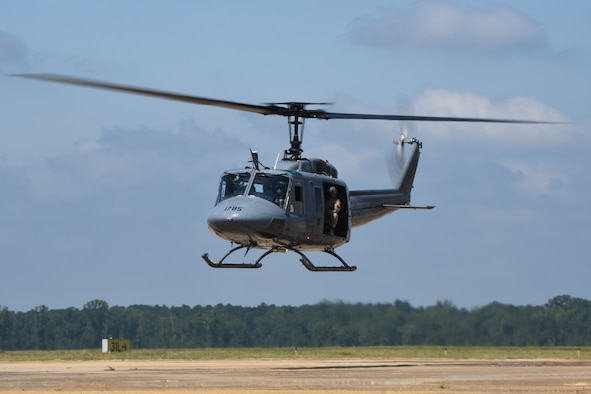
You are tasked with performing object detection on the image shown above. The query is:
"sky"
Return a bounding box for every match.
[1,0,590,312]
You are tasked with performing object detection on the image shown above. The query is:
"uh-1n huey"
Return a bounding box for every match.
[14,73,552,272]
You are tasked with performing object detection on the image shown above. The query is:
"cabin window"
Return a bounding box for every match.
[314,187,323,212]
[289,183,304,214]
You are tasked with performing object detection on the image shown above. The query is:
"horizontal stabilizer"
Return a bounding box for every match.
[383,204,435,210]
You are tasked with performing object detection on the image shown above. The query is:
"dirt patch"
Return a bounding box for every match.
[1,358,590,393]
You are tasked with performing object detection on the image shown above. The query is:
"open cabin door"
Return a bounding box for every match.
[322,182,349,238]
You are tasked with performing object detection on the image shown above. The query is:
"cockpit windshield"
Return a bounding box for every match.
[217,172,290,208]
[217,173,249,202]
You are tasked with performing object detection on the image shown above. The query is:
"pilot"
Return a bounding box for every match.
[231,175,245,195]
[325,186,341,235]
[262,180,274,201]
[274,181,287,207]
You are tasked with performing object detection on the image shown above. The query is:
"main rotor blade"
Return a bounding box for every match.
[13,73,561,124]
[12,73,286,116]
[313,110,559,124]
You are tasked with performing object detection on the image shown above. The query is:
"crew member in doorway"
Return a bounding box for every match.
[326,186,341,235]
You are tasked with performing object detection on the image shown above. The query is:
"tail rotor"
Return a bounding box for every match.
[388,96,418,185]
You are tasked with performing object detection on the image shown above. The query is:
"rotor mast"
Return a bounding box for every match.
[285,103,306,161]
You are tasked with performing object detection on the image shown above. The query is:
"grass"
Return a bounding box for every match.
[1,346,589,362]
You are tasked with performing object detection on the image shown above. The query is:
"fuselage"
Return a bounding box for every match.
[206,147,420,252]
[207,161,351,252]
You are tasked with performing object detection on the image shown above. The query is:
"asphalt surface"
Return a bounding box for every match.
[1,358,591,393]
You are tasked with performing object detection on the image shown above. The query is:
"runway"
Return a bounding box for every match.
[1,358,590,393]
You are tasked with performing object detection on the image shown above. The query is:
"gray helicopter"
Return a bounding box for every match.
[14,74,552,272]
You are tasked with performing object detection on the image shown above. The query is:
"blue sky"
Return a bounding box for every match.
[1,0,590,311]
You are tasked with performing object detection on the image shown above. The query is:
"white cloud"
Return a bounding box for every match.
[412,89,569,146]
[316,89,569,154]
[502,160,570,196]
[308,142,385,187]
[350,0,546,55]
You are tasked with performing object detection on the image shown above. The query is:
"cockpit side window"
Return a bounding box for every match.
[251,174,289,208]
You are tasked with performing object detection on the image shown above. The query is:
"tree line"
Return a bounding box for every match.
[1,295,590,350]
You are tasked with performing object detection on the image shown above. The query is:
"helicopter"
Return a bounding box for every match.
[14,74,553,272]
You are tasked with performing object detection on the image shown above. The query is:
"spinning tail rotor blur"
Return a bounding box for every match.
[388,96,418,186]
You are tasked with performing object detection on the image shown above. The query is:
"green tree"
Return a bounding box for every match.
[82,299,109,347]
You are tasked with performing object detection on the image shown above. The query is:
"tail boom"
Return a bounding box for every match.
[349,139,433,227]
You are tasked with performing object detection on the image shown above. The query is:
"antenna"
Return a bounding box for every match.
[250,150,260,171]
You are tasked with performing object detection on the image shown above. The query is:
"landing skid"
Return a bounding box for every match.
[202,246,356,272]
[293,248,357,272]
[202,245,268,269]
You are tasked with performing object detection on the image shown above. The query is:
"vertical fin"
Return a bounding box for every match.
[396,142,421,194]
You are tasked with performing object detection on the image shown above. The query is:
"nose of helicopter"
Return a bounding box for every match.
[207,197,286,242]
